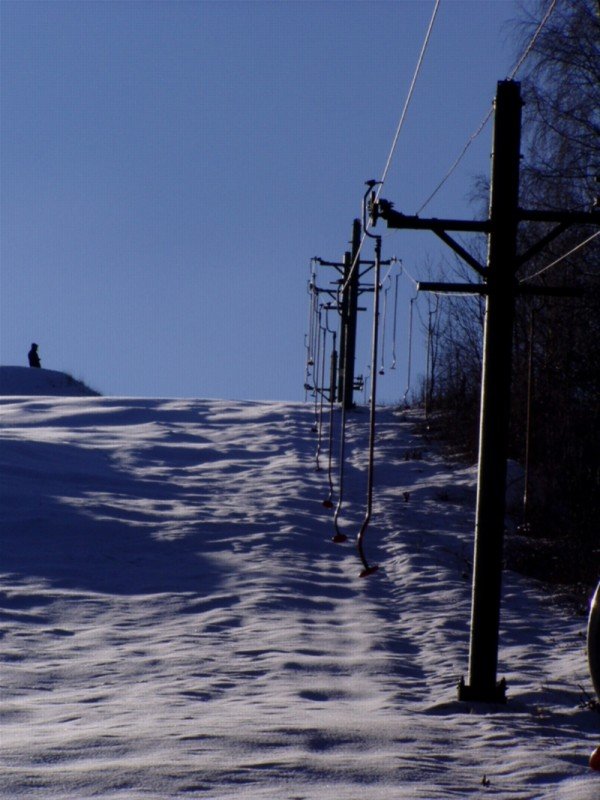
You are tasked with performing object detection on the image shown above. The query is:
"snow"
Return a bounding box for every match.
[1,368,598,799]
[0,367,100,397]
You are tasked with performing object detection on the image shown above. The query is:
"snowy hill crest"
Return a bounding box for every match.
[0,366,100,397]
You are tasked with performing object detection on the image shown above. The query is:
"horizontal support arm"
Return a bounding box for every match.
[417,282,486,295]
[372,200,599,234]
[518,284,584,297]
[372,199,491,233]
[519,209,600,225]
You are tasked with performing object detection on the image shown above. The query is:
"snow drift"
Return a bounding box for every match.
[0,382,598,798]
[0,366,100,397]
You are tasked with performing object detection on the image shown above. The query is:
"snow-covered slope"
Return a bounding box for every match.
[0,366,100,396]
[0,394,597,799]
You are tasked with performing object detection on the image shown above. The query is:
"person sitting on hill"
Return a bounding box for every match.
[28,343,41,368]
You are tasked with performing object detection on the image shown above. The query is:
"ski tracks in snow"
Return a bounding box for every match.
[0,397,597,799]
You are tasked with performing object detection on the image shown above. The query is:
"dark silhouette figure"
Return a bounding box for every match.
[28,343,41,368]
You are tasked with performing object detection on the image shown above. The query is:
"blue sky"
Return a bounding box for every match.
[1,0,525,400]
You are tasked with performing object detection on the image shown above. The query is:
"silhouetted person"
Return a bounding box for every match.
[28,343,41,368]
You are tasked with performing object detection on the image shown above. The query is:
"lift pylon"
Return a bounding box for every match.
[371,79,599,703]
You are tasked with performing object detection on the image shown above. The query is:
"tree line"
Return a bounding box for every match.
[420,0,599,594]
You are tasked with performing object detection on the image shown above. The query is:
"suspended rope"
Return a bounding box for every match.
[356,235,383,577]
[423,295,440,419]
[331,297,351,541]
[303,331,312,402]
[390,272,400,370]
[323,326,338,509]
[379,273,391,375]
[314,311,328,469]
[520,303,537,532]
[305,265,319,391]
[403,291,418,407]
[315,305,339,476]
[332,191,374,545]
[304,262,319,400]
[401,262,420,290]
[363,365,371,405]
[311,305,323,433]
[332,400,349,543]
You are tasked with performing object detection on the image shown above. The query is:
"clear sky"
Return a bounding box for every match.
[1,0,526,401]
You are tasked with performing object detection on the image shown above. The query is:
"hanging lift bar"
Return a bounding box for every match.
[314,306,328,468]
[323,331,337,509]
[390,273,400,370]
[403,292,417,407]
[331,192,397,556]
[334,182,385,574]
[356,233,383,577]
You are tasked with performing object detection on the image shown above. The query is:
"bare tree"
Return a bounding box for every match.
[429,0,599,585]
[508,0,599,586]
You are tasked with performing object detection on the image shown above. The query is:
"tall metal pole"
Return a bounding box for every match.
[337,250,350,403]
[339,219,361,409]
[459,80,522,703]
[370,77,596,701]
[357,235,382,577]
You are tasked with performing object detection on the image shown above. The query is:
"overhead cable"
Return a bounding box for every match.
[376,0,442,197]
[415,107,493,216]
[520,230,600,283]
[341,0,442,296]
[506,0,558,80]
[415,0,558,216]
